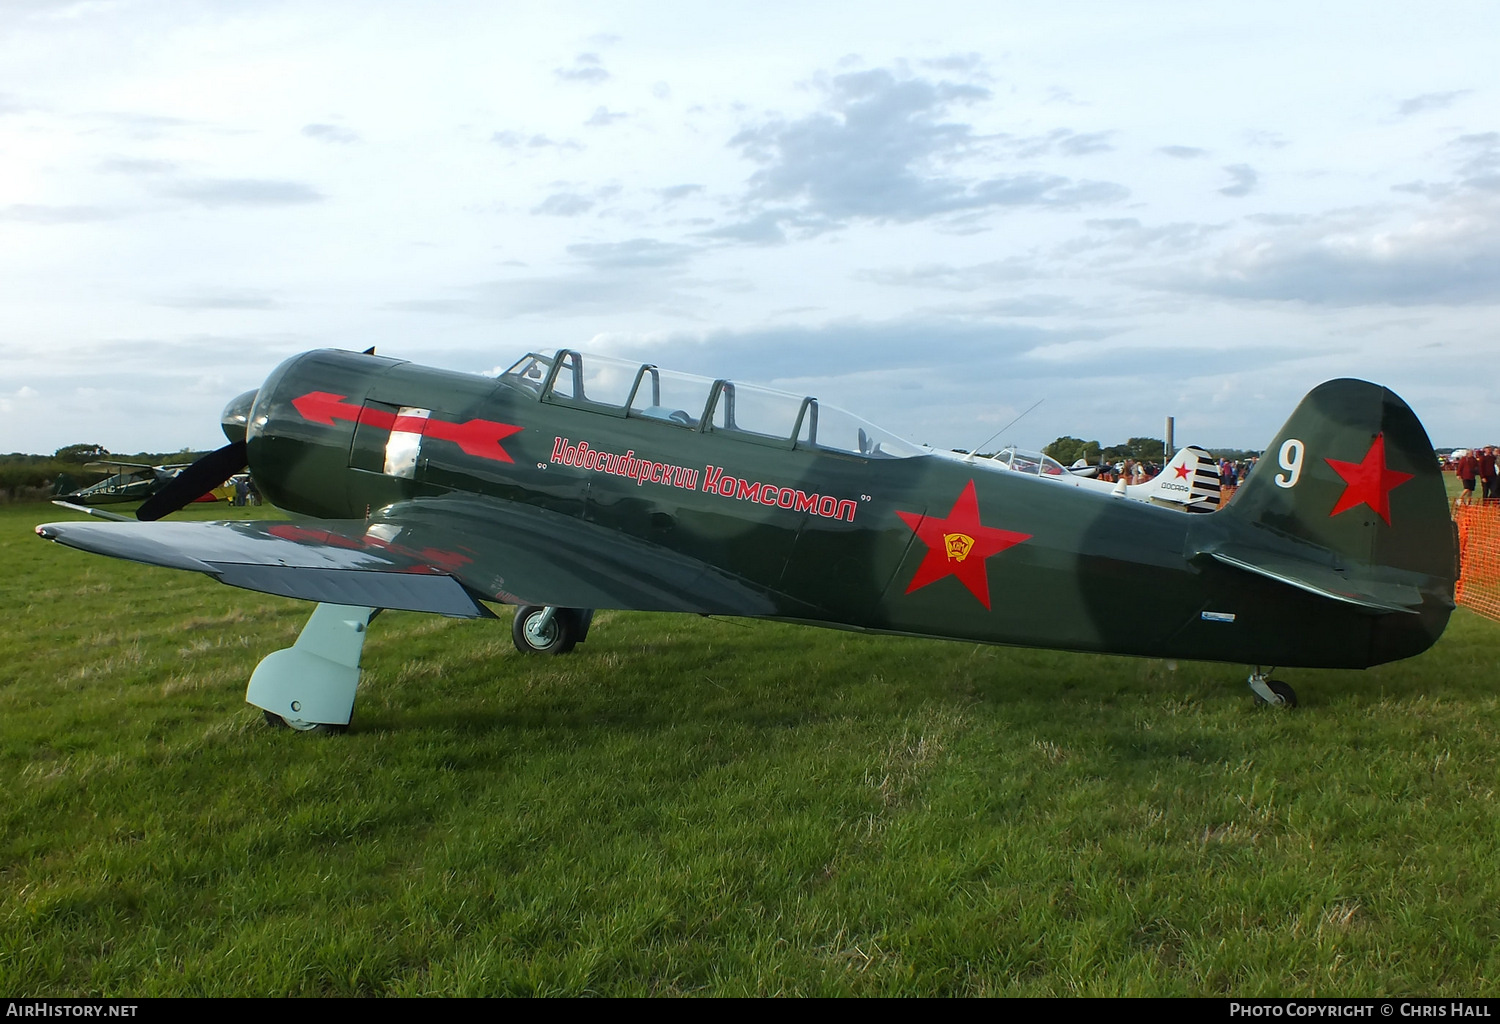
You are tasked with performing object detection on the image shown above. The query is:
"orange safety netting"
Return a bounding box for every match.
[1455,503,1500,621]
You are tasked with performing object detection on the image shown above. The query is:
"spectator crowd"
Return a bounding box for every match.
[1451,446,1499,505]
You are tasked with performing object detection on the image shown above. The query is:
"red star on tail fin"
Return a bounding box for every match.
[1325,433,1413,526]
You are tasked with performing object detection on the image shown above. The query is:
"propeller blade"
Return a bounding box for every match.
[136,441,247,522]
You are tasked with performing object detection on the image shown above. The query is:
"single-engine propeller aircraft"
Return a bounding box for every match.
[37,348,1456,731]
[54,459,213,506]
[967,444,1221,511]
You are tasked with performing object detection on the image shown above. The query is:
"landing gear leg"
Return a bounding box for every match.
[1248,667,1297,708]
[247,603,377,732]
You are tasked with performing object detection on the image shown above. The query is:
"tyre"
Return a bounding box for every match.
[512,605,579,655]
[262,709,348,734]
[1259,679,1298,708]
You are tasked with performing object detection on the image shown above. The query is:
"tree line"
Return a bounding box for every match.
[1042,436,1262,466]
[0,444,208,500]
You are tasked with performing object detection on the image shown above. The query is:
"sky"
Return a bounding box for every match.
[2,0,1498,458]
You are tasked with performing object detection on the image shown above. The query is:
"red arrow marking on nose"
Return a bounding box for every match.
[421,418,522,462]
[291,392,522,464]
[292,391,362,425]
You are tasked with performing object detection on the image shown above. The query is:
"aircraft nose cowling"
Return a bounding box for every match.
[222,389,259,445]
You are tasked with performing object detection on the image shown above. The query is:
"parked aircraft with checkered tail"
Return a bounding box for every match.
[974,443,1221,512]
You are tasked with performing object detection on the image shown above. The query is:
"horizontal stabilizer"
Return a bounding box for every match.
[1200,545,1432,614]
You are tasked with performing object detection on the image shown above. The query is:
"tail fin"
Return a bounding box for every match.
[1145,445,1220,512]
[1202,379,1455,641]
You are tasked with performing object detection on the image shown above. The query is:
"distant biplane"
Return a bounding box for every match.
[38,348,1456,731]
[55,460,220,506]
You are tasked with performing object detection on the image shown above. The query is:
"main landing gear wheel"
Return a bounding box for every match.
[1262,679,1298,708]
[512,605,580,655]
[1248,670,1298,708]
[262,710,348,735]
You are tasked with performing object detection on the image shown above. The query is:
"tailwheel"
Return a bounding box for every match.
[262,709,348,735]
[1248,669,1298,708]
[512,605,580,655]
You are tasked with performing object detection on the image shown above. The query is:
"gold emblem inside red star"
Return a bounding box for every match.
[1324,433,1413,525]
[896,480,1031,609]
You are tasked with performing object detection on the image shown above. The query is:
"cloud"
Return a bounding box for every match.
[385,237,701,318]
[963,294,1084,317]
[699,208,818,245]
[531,192,594,216]
[657,184,704,203]
[597,317,1081,383]
[1163,128,1500,307]
[920,53,989,75]
[1013,128,1115,158]
[157,179,324,207]
[1158,145,1207,159]
[585,106,627,127]
[491,130,582,151]
[1218,164,1258,198]
[0,93,36,115]
[563,314,1353,455]
[1246,213,1310,226]
[1389,134,1500,201]
[302,123,360,144]
[98,157,176,175]
[565,238,697,269]
[0,204,117,223]
[719,67,1128,240]
[555,53,609,84]
[1158,198,1500,306]
[0,385,40,416]
[1396,90,1472,117]
[1451,132,1500,191]
[854,259,1039,291]
[1057,131,1114,156]
[1064,218,1228,256]
[154,289,278,310]
[1392,180,1456,200]
[1243,130,1288,149]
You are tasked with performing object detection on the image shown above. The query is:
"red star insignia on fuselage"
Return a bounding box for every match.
[1325,433,1413,526]
[1174,463,1191,480]
[896,480,1032,610]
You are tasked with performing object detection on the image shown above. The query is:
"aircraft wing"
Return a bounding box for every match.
[83,460,153,471]
[36,494,785,618]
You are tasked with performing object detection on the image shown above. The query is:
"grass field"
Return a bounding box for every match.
[2,499,1497,996]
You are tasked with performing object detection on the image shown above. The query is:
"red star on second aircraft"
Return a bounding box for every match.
[1325,433,1412,526]
[896,480,1032,610]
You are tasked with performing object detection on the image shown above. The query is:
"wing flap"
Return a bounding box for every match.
[369,496,784,615]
